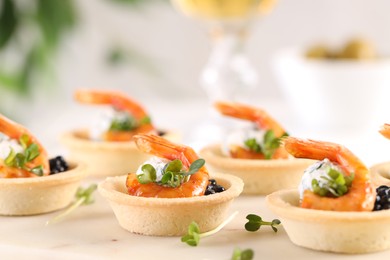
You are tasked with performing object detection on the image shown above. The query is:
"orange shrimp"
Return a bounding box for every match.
[126,134,209,198]
[214,101,289,159]
[74,89,156,141]
[0,114,49,178]
[379,123,390,139]
[283,137,375,211]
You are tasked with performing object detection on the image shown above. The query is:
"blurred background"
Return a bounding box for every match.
[2,0,390,162]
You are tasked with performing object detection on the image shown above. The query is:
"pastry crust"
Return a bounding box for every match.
[0,161,87,216]
[370,162,390,187]
[60,129,180,177]
[266,189,390,253]
[98,172,243,236]
[199,144,314,195]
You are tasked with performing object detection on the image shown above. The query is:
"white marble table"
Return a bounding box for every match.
[2,97,390,259]
[1,183,389,260]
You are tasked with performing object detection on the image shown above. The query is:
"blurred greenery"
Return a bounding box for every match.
[0,0,167,95]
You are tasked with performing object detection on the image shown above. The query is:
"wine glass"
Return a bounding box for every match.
[171,0,276,148]
[171,0,276,102]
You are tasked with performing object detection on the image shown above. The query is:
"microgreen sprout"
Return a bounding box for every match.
[312,167,354,197]
[181,211,239,247]
[244,130,288,159]
[138,158,205,188]
[245,214,281,233]
[109,113,137,131]
[231,248,254,260]
[46,184,97,225]
[4,134,44,176]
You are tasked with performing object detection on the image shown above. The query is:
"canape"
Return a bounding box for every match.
[266,137,390,253]
[200,101,313,195]
[0,114,86,215]
[98,134,243,236]
[370,123,390,186]
[61,89,179,177]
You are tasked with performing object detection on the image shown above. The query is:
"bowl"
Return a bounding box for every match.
[370,162,390,187]
[266,189,390,253]
[199,144,314,195]
[60,129,180,177]
[98,172,243,236]
[0,161,87,216]
[273,48,390,133]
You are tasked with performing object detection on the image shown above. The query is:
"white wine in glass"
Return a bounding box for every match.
[172,0,276,102]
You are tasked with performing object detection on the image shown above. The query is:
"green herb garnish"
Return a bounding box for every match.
[138,158,205,188]
[244,130,288,159]
[244,138,262,153]
[245,214,281,233]
[231,248,254,260]
[312,168,354,197]
[46,184,97,225]
[181,211,238,247]
[109,114,137,131]
[4,134,44,176]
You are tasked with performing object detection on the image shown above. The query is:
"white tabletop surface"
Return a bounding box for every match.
[2,97,390,259]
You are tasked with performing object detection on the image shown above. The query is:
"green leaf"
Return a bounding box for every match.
[76,184,98,205]
[139,116,151,125]
[187,159,205,175]
[137,164,156,184]
[4,148,16,166]
[0,0,18,50]
[245,214,281,233]
[246,214,262,222]
[109,114,137,131]
[19,134,29,149]
[181,222,200,246]
[244,222,261,232]
[231,248,254,260]
[31,165,44,176]
[244,138,262,153]
[46,184,97,225]
[165,159,183,173]
[25,143,40,161]
[37,0,77,49]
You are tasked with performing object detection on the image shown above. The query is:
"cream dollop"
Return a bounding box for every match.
[222,126,266,156]
[298,158,344,199]
[136,157,170,182]
[0,133,24,160]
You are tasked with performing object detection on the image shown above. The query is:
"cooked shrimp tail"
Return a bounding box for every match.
[283,136,375,211]
[214,101,286,137]
[126,134,209,198]
[379,123,390,140]
[0,114,49,178]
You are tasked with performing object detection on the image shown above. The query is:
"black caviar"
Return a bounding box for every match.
[204,179,225,195]
[373,185,390,211]
[49,156,69,174]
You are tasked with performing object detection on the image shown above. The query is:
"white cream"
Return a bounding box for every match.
[0,133,24,160]
[136,157,170,182]
[90,108,133,141]
[222,126,266,156]
[298,158,344,199]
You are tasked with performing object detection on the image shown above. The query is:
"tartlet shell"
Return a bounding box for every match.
[60,129,180,177]
[199,144,314,195]
[266,189,390,254]
[98,172,244,236]
[0,161,87,216]
[370,162,390,187]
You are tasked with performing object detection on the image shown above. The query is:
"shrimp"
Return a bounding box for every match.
[379,123,390,139]
[126,134,209,198]
[0,114,49,178]
[74,89,156,141]
[283,137,375,211]
[214,101,289,159]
